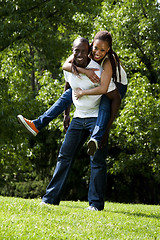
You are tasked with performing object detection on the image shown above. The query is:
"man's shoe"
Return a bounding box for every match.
[86,206,98,211]
[17,115,39,136]
[87,138,98,156]
[40,201,48,206]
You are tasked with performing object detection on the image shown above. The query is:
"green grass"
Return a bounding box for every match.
[0,196,160,239]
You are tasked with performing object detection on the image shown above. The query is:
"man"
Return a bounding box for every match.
[40,37,108,211]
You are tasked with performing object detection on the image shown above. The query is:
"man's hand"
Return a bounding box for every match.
[63,114,70,132]
[74,88,83,99]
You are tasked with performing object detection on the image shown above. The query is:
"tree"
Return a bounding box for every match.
[93,0,160,84]
[0,0,103,71]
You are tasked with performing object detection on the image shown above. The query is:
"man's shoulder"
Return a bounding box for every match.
[87,58,102,70]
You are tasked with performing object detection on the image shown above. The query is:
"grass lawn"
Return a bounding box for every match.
[0,196,160,239]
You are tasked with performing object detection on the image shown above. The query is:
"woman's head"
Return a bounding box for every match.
[91,30,121,83]
[91,31,112,63]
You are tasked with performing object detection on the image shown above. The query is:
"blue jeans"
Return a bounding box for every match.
[33,88,72,131]
[91,83,127,143]
[33,84,127,142]
[42,117,108,210]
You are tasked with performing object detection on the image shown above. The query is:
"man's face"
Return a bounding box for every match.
[72,41,89,68]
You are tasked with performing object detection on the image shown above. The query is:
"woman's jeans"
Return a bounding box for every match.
[42,117,108,210]
[33,84,127,142]
[91,83,127,143]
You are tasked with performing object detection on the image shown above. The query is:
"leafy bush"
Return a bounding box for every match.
[106,73,160,203]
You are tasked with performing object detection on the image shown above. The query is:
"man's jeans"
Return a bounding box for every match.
[42,117,108,210]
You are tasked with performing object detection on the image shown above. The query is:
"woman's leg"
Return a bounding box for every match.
[87,84,127,155]
[87,95,111,155]
[98,88,121,148]
[100,84,127,147]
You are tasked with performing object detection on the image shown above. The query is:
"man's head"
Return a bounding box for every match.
[72,37,90,68]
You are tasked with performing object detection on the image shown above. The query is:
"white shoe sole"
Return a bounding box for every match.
[17,115,37,136]
[40,201,48,206]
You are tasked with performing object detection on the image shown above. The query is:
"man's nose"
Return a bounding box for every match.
[77,51,83,57]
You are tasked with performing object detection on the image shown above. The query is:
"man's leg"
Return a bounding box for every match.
[88,142,108,211]
[33,88,72,130]
[82,117,107,211]
[42,118,89,205]
[17,88,72,136]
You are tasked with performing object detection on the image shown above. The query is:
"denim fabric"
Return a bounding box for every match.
[91,83,127,143]
[91,95,111,143]
[116,82,127,99]
[42,117,107,210]
[33,88,72,131]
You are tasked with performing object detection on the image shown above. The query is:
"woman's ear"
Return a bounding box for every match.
[89,42,93,54]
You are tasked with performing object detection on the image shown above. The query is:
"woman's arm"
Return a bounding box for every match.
[62,55,100,83]
[74,59,112,98]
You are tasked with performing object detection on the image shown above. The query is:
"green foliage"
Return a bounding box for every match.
[0,0,160,203]
[0,0,103,72]
[93,0,160,83]
[0,197,160,239]
[0,42,63,194]
[106,74,160,203]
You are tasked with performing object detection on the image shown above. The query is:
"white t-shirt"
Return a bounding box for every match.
[118,65,128,85]
[101,54,128,91]
[64,59,102,118]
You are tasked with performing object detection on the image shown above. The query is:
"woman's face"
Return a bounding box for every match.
[92,39,110,62]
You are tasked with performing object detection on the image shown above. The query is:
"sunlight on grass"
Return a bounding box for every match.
[0,196,160,239]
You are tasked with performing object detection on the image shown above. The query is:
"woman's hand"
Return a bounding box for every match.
[99,131,109,148]
[74,88,84,99]
[63,114,70,132]
[85,68,100,83]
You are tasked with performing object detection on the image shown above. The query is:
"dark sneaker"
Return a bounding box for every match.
[87,138,98,156]
[17,115,39,136]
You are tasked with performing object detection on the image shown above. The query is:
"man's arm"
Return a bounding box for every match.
[63,82,72,132]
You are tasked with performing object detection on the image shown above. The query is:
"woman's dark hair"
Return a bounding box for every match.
[91,31,121,83]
